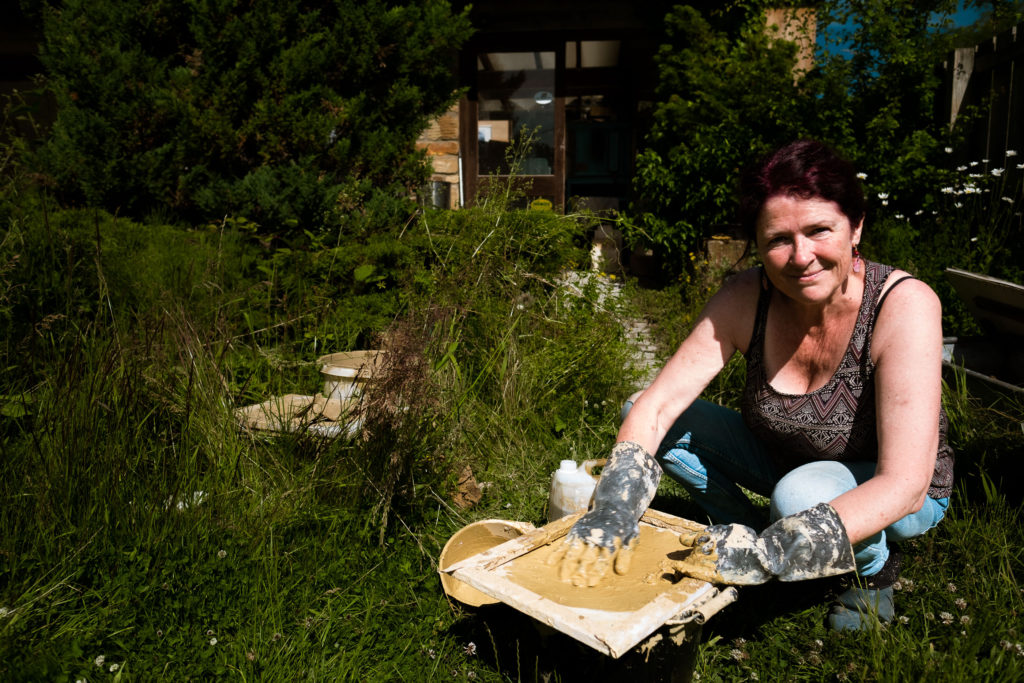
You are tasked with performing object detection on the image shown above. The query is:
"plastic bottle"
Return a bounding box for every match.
[547,459,599,523]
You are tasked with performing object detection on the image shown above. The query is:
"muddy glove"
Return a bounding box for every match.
[675,502,855,585]
[546,441,661,587]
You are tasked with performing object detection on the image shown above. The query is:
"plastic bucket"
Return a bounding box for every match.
[439,519,536,606]
[318,350,385,401]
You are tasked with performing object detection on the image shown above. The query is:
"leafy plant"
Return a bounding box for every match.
[29,0,472,235]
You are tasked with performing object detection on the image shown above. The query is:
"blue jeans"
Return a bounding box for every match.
[623,397,949,577]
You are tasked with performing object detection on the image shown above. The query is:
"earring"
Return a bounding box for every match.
[852,244,861,273]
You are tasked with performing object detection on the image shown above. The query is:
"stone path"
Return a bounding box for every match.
[558,270,662,392]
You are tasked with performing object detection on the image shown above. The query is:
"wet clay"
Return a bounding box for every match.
[503,525,695,612]
[440,520,534,606]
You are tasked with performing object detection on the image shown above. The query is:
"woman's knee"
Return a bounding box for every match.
[621,389,646,423]
[770,461,860,520]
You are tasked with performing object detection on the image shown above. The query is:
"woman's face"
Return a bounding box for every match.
[756,194,862,307]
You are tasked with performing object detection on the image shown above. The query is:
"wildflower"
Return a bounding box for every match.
[947,582,957,593]
[969,173,982,178]
[915,210,924,216]
[877,192,889,199]
[0,607,10,618]
[991,168,1004,177]
[210,637,218,646]
[899,616,910,624]
[925,612,935,621]
[247,651,257,661]
[957,165,968,171]
[207,629,215,636]
[971,236,978,242]
[730,648,749,661]
[94,655,105,668]
[895,214,905,219]
[940,612,954,625]
[960,615,971,625]
[1002,197,1014,204]
[1017,163,1024,170]
[955,202,963,208]
[504,502,512,509]
[109,664,119,673]
[856,172,868,180]
[272,632,283,642]
[156,629,163,637]
[1008,150,1018,157]
[970,161,979,166]
[941,187,955,194]
[813,639,824,650]
[892,580,903,591]
[982,158,990,163]
[882,200,889,206]
[955,598,967,610]
[427,649,436,659]
[217,549,227,559]
[468,672,477,681]
[945,147,953,153]
[751,672,759,681]
[463,642,477,656]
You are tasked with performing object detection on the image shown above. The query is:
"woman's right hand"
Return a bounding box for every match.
[546,504,640,586]
[545,441,661,587]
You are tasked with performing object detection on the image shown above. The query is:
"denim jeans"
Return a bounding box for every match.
[623,397,949,577]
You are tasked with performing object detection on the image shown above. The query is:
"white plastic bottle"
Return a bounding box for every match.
[547,460,599,523]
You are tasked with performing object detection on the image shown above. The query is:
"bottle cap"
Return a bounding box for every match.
[559,460,577,472]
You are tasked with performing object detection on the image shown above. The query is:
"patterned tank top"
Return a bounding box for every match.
[741,260,954,498]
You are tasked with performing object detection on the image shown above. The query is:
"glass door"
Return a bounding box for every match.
[475,50,563,207]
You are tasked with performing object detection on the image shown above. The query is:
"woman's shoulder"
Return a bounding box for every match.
[703,266,763,354]
[876,265,940,306]
[871,266,942,359]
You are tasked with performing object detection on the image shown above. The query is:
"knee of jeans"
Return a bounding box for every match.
[658,446,709,492]
[620,389,645,423]
[770,461,859,520]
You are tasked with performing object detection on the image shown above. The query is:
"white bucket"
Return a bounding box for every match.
[318,350,384,400]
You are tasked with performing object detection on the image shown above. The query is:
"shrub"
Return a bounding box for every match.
[29,0,472,233]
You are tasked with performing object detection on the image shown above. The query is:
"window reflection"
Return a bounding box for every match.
[477,51,556,176]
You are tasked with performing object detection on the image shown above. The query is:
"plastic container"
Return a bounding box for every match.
[546,459,604,523]
[318,350,384,401]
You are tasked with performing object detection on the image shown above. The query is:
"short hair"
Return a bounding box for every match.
[737,140,865,241]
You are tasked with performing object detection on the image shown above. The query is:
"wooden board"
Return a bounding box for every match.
[442,510,718,658]
[234,394,361,437]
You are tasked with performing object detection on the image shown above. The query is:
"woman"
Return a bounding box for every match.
[550,140,953,631]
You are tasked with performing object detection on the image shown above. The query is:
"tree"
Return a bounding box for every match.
[31,0,472,232]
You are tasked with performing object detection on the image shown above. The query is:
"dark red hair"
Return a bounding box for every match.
[737,140,865,241]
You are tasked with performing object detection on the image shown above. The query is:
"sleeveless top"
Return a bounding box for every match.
[741,260,955,499]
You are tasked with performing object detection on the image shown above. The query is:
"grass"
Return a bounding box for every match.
[1,185,1022,681]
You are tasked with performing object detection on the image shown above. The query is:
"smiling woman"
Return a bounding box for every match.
[552,139,954,633]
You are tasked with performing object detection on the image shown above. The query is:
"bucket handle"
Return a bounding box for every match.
[581,459,607,480]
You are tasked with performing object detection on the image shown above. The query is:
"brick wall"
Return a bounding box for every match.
[416,104,461,208]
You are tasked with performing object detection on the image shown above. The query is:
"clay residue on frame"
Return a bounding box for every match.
[502,525,698,612]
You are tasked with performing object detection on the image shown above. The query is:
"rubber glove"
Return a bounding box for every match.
[546,441,661,587]
[674,502,856,585]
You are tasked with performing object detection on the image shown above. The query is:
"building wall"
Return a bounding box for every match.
[416,104,462,209]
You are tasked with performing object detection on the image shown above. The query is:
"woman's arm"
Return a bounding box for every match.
[829,275,943,544]
[617,268,760,454]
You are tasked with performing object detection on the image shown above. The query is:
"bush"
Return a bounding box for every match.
[29,0,472,233]
[625,1,1005,290]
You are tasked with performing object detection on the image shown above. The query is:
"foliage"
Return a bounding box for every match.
[28,0,472,234]
[625,0,1022,290]
[628,5,824,274]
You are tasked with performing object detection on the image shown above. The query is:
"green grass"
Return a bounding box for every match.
[1,190,1022,681]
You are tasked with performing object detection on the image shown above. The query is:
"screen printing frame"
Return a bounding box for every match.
[442,510,720,658]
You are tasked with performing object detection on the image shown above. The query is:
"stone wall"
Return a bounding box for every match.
[416,104,461,209]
